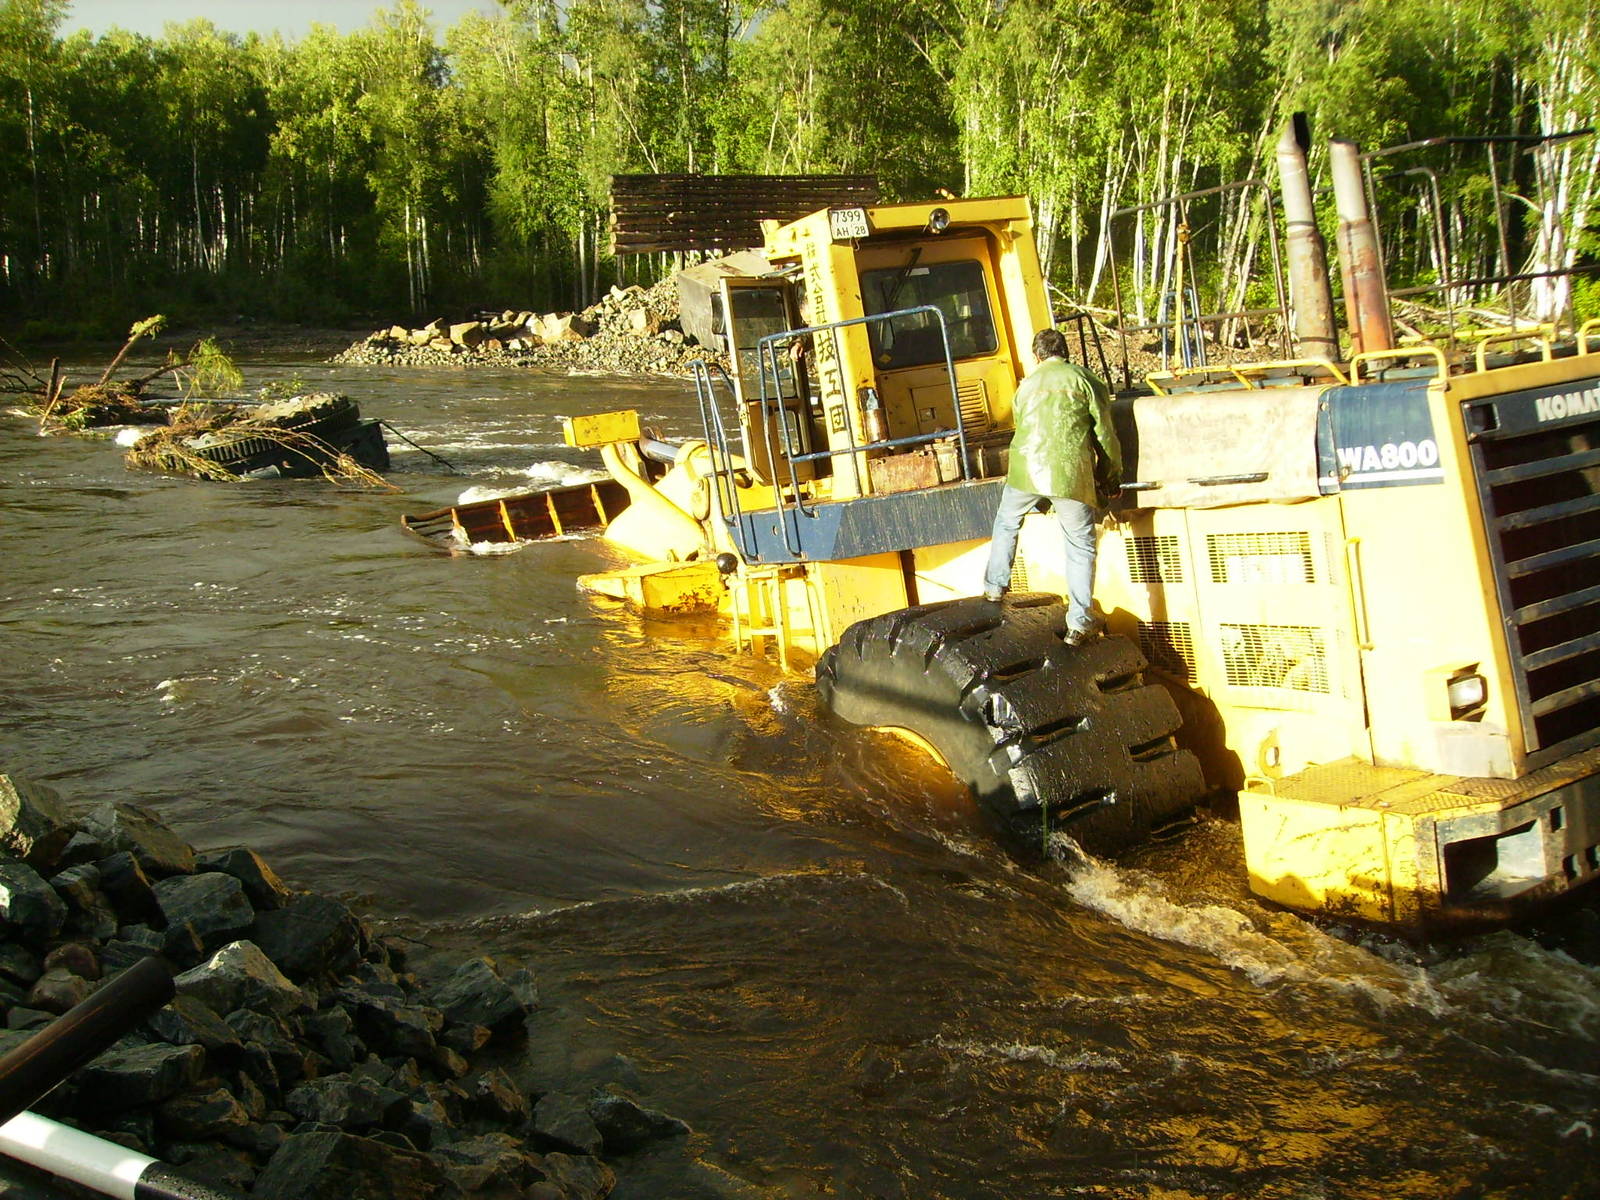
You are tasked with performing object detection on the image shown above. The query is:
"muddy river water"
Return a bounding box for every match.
[2,356,1597,1198]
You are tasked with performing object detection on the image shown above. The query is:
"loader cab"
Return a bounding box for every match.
[714,197,1053,503]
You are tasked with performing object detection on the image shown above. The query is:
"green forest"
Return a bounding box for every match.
[1,0,1596,338]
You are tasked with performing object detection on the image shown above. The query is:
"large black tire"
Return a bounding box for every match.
[179,396,373,477]
[247,393,360,437]
[815,594,1206,853]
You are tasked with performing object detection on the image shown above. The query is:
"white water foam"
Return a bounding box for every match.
[455,484,525,505]
[1057,844,1450,1014]
[1429,930,1600,1042]
[521,460,606,487]
[932,1034,1124,1073]
[466,869,914,933]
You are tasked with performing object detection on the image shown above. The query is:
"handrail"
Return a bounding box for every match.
[1350,345,1448,385]
[747,305,970,560]
[688,360,750,555]
[1581,318,1600,355]
[1473,327,1555,373]
[1147,364,1254,393]
[1146,358,1351,395]
[1106,177,1293,392]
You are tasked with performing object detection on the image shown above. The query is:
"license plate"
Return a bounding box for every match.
[828,207,869,241]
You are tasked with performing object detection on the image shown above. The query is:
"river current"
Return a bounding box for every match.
[2,356,1597,1199]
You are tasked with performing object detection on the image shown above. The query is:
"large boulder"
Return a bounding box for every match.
[0,774,76,868]
[425,956,529,1033]
[252,1130,449,1200]
[75,1041,205,1109]
[449,321,485,348]
[94,851,160,922]
[588,1086,691,1153]
[433,1132,540,1193]
[50,863,119,940]
[153,871,256,954]
[540,1151,616,1200]
[284,1074,408,1131]
[251,893,363,981]
[0,859,67,941]
[175,940,305,1017]
[148,993,244,1055]
[77,802,196,877]
[194,846,292,911]
[536,313,594,342]
[531,1092,601,1156]
[155,1086,253,1141]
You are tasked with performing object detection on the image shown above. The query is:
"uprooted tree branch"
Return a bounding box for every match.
[5,316,245,433]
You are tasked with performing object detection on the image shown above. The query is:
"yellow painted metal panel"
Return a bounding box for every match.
[1240,787,1397,921]
[563,410,642,448]
[578,561,723,615]
[1341,375,1519,776]
[810,556,909,647]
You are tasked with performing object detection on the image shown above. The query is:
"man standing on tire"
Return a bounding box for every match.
[983,328,1120,646]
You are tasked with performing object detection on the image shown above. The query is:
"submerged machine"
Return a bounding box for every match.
[420,121,1600,931]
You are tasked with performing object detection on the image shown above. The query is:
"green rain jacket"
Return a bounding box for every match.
[1006,357,1121,505]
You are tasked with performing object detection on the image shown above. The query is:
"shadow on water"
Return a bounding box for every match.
[2,361,1597,1198]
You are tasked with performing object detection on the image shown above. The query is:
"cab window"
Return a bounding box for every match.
[860,258,998,369]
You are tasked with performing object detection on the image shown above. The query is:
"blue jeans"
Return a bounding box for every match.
[983,486,1100,632]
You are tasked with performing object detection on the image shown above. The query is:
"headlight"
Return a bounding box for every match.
[1447,669,1487,720]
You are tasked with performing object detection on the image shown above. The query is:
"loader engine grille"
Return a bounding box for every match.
[1207,532,1315,584]
[1138,620,1196,681]
[1127,535,1184,582]
[1220,623,1331,693]
[1463,381,1600,768]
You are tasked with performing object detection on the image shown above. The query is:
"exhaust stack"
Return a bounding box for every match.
[1274,114,1338,361]
[1329,139,1395,355]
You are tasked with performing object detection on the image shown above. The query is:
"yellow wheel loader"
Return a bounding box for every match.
[409,123,1600,933]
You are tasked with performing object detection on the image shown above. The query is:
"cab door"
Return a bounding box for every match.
[719,276,815,483]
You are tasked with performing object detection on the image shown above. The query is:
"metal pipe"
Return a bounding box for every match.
[1,1111,243,1200]
[1275,113,1339,360]
[0,957,173,1126]
[1329,138,1395,355]
[638,435,682,464]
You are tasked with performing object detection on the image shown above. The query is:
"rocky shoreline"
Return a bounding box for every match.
[0,773,714,1200]
[330,278,727,379]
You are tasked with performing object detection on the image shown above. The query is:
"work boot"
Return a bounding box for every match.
[1064,615,1104,647]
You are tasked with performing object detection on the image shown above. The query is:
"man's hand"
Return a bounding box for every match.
[1094,461,1121,508]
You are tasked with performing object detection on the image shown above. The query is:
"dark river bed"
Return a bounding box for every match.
[2,358,1597,1199]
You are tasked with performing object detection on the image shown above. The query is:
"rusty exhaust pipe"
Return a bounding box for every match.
[1275,113,1338,361]
[1329,138,1395,355]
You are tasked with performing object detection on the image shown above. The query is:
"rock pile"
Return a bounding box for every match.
[332,278,726,378]
[0,773,693,1199]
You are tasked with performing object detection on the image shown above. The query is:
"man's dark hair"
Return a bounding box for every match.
[1033,328,1068,361]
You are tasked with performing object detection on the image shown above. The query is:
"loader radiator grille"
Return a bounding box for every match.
[1207,532,1315,584]
[1463,382,1600,767]
[958,379,990,434]
[1220,623,1331,693]
[1126,535,1184,583]
[1138,621,1196,681]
